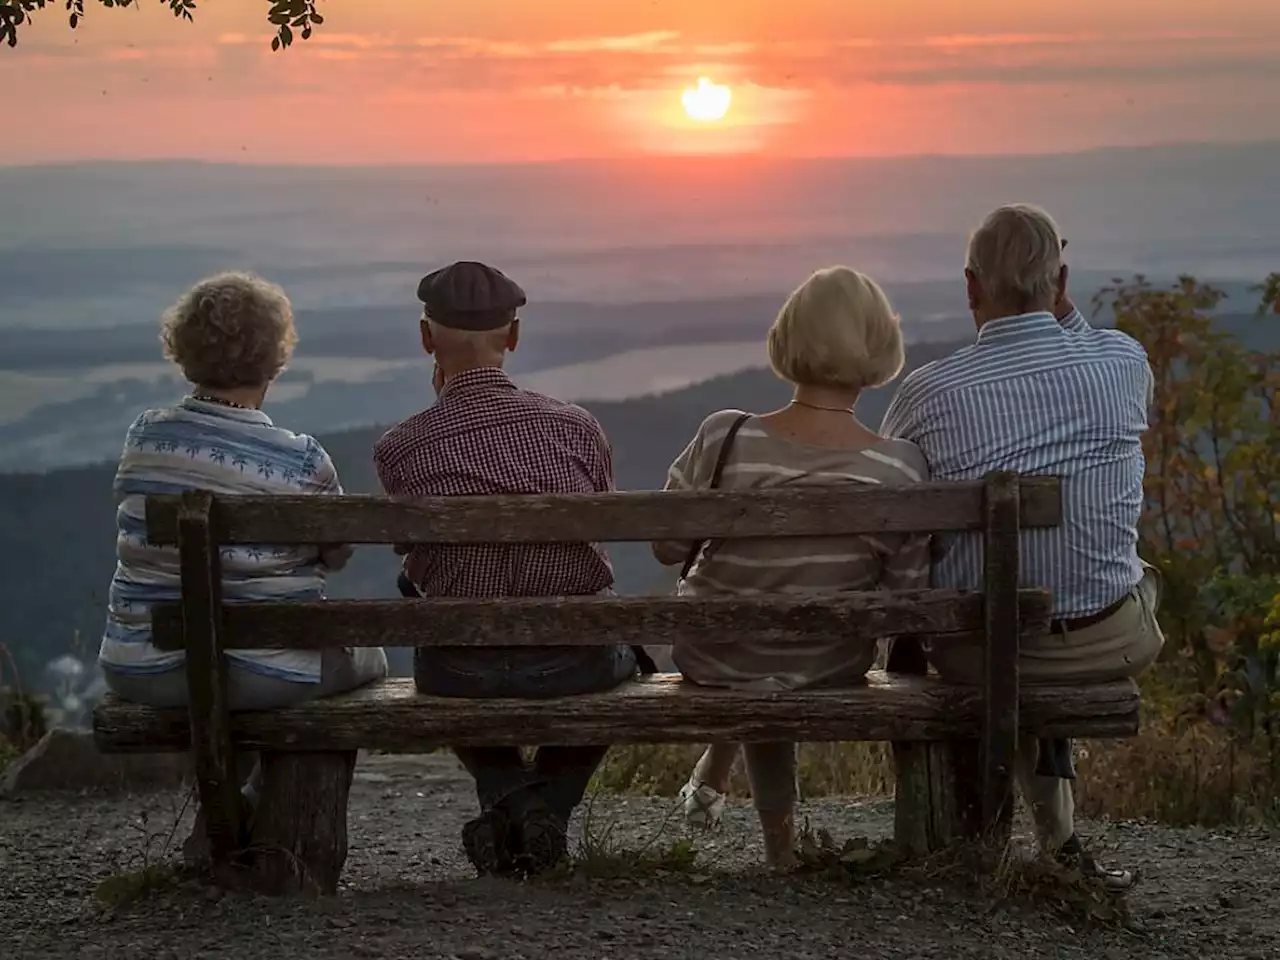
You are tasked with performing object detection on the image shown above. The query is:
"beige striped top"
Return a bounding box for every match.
[660,408,931,691]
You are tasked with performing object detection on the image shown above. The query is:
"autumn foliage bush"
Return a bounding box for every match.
[1075,272,1280,824]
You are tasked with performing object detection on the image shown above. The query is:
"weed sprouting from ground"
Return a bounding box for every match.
[562,792,714,881]
[93,788,196,910]
[93,863,179,910]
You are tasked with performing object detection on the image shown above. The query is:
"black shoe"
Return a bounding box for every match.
[461,808,517,877]
[1057,834,1134,892]
[500,789,567,876]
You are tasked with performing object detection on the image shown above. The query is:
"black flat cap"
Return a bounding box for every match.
[417,261,527,331]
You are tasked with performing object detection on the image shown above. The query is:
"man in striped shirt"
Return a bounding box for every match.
[881,204,1164,889]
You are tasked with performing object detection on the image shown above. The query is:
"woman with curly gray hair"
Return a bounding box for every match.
[99,271,387,716]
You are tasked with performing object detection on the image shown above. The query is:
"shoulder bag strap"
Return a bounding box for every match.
[679,413,751,580]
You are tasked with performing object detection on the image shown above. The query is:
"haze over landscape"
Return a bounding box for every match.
[2,1,1278,684]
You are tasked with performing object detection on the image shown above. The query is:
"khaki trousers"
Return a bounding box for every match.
[925,563,1165,849]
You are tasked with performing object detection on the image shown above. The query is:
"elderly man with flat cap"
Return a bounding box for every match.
[374,261,638,877]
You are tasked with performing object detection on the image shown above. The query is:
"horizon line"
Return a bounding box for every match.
[2,137,1276,172]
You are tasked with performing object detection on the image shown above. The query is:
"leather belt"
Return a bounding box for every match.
[1049,595,1129,634]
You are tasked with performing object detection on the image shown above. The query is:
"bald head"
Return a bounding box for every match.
[965,203,1066,323]
[420,314,519,373]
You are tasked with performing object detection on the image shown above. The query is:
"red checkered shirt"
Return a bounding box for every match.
[373,367,615,597]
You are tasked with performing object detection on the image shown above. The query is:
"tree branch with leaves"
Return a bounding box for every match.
[0,0,323,50]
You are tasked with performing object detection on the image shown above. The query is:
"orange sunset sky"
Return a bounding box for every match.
[3,0,1279,164]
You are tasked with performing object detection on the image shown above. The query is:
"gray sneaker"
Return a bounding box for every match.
[1058,835,1134,892]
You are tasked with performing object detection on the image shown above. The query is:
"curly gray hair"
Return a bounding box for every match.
[159,272,297,389]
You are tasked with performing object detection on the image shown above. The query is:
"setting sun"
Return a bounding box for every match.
[681,77,732,123]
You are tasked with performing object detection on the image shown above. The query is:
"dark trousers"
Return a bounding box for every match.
[398,573,637,823]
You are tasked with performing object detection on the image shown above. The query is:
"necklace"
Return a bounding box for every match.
[191,393,254,411]
[789,399,856,415]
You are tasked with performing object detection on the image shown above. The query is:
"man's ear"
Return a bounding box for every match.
[1056,264,1069,302]
[419,319,436,355]
[506,318,520,353]
[964,268,981,311]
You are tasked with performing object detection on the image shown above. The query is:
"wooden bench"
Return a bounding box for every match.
[93,472,1141,894]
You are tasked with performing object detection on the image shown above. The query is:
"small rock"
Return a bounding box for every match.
[1219,894,1245,910]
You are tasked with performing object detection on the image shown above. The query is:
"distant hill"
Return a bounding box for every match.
[0,338,974,686]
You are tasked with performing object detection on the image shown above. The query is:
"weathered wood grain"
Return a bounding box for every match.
[980,471,1021,838]
[150,589,1053,652]
[176,491,244,864]
[93,672,1141,753]
[893,741,982,857]
[143,478,1063,546]
[248,751,355,896]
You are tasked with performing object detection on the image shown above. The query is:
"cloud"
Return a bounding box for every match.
[12,26,1280,113]
[192,27,1280,92]
[544,31,679,53]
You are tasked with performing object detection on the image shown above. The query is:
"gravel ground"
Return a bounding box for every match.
[2,752,1277,960]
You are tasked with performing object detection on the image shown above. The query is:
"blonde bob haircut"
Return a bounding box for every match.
[160,272,297,389]
[767,266,904,392]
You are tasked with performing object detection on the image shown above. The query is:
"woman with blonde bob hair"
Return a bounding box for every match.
[98,272,387,850]
[652,266,929,869]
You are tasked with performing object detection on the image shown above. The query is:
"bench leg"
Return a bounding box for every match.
[894,740,1011,856]
[247,750,356,895]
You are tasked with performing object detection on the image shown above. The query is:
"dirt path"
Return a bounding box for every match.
[2,753,1276,960]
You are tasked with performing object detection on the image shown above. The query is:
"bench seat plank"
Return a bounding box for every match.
[94,671,1140,753]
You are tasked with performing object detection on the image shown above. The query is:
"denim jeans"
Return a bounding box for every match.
[398,572,637,823]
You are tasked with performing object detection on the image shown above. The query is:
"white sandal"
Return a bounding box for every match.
[679,776,727,829]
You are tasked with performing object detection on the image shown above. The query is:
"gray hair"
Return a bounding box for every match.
[160,272,297,389]
[966,204,1064,311]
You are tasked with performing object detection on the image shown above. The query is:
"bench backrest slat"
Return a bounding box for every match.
[144,478,1062,546]
[149,588,1053,652]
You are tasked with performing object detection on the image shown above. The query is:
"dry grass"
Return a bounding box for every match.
[590,713,1280,830]
[0,733,18,775]
[794,822,1130,926]
[1075,719,1280,826]
[591,741,894,799]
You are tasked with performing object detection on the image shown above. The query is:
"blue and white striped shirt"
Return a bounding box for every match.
[99,397,343,682]
[880,309,1153,618]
